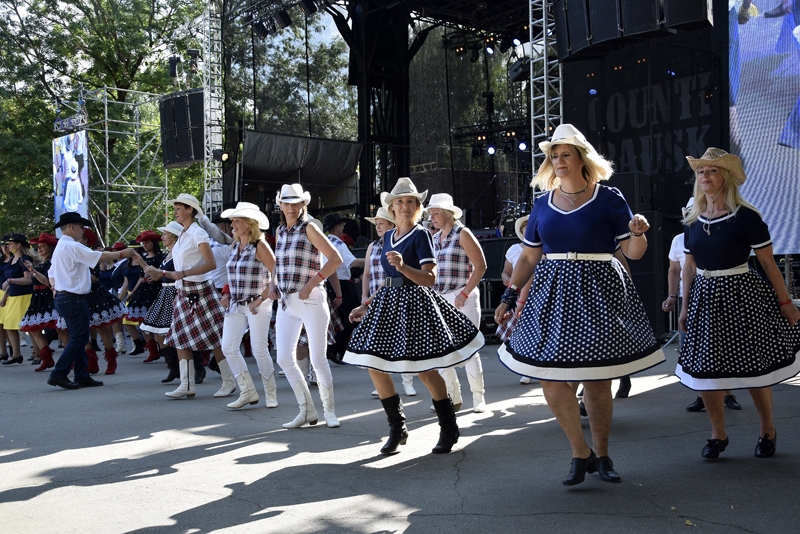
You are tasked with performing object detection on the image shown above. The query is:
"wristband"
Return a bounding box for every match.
[778,299,793,307]
[316,271,325,280]
[517,300,526,305]
[509,283,519,292]
[334,295,342,299]
[630,231,644,237]
[222,284,230,296]
[501,287,519,310]
[668,294,677,299]
[460,291,470,299]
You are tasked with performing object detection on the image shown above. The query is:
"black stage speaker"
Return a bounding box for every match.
[160,88,205,169]
[621,0,660,36]
[567,0,591,56]
[607,172,652,212]
[553,0,571,61]
[590,0,622,43]
[664,0,712,30]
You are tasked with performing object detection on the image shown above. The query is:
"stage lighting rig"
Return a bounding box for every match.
[253,21,270,39]
[486,140,496,155]
[212,149,230,162]
[187,49,200,73]
[299,0,317,16]
[275,10,293,29]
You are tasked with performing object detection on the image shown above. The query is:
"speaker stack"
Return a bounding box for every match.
[552,0,713,62]
[160,88,205,168]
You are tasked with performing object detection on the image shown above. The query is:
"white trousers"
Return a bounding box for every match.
[221,299,275,380]
[440,287,483,378]
[275,287,333,389]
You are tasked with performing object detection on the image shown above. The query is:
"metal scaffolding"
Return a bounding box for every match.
[203,0,225,216]
[529,0,562,175]
[55,86,168,245]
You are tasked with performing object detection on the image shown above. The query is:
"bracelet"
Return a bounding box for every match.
[221,284,230,296]
[316,271,325,280]
[182,270,187,278]
[460,290,469,299]
[630,231,644,237]
[778,299,793,306]
[668,294,677,299]
[334,295,342,299]
[509,283,519,292]
[517,300,526,305]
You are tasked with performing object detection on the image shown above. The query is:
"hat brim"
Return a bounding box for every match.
[54,216,92,230]
[425,203,463,221]
[365,216,395,225]
[167,197,204,217]
[276,191,311,205]
[383,191,428,206]
[685,155,746,186]
[515,216,529,241]
[220,208,270,230]
[538,135,594,155]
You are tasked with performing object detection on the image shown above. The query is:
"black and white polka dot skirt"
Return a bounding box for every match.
[343,286,485,373]
[676,270,800,390]
[141,284,177,335]
[498,258,665,381]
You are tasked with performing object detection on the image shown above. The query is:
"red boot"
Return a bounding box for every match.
[86,349,100,374]
[142,339,160,363]
[34,346,55,372]
[105,347,118,375]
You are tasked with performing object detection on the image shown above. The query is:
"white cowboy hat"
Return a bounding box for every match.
[276,183,311,205]
[365,205,395,225]
[379,191,390,208]
[515,215,529,241]
[157,221,185,237]
[685,148,746,186]
[306,215,323,232]
[538,123,598,155]
[425,193,463,220]
[383,177,428,205]
[167,193,204,216]
[221,201,270,230]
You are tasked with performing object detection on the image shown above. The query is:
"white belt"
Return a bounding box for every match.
[546,252,614,261]
[696,264,749,278]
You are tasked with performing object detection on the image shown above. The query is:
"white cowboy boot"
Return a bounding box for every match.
[283,380,319,428]
[431,367,462,412]
[115,331,126,354]
[214,358,237,397]
[165,359,195,399]
[402,373,417,396]
[467,371,486,413]
[318,383,340,428]
[227,371,259,409]
[262,372,278,408]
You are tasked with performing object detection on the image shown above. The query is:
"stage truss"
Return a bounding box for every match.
[54,86,168,245]
[203,0,224,216]
[529,0,562,176]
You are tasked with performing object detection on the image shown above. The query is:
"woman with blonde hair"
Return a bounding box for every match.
[218,202,279,410]
[677,148,800,459]
[495,124,663,485]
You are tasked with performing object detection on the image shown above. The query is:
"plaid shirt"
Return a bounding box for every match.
[276,218,322,302]
[368,237,386,298]
[226,242,271,302]
[432,223,474,294]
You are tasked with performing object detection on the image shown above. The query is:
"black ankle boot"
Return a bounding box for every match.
[563,450,596,486]
[615,376,631,398]
[192,351,206,384]
[130,337,146,355]
[161,347,179,383]
[380,394,408,455]
[431,397,459,454]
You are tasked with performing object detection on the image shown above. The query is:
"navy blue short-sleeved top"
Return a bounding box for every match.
[524,185,634,254]
[684,206,771,270]
[381,225,437,278]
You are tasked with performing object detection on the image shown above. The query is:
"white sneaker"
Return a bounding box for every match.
[519,376,531,384]
[371,390,379,397]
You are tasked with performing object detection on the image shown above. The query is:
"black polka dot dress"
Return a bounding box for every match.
[676,207,800,390]
[141,257,177,335]
[344,225,485,373]
[498,186,665,381]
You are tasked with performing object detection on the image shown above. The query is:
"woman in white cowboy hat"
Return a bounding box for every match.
[161,193,236,399]
[346,177,484,456]
[141,221,183,384]
[215,202,280,410]
[426,192,488,413]
[363,198,417,398]
[677,148,800,460]
[266,184,344,428]
[495,124,664,485]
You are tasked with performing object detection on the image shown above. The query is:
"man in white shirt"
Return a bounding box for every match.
[48,212,134,389]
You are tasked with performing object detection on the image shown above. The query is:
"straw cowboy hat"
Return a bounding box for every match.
[515,215,529,241]
[383,177,428,204]
[157,221,185,237]
[221,201,270,230]
[425,193,463,220]
[538,123,599,156]
[365,205,395,225]
[276,183,311,205]
[167,193,204,216]
[685,148,746,186]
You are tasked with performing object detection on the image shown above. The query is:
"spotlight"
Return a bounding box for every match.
[455,46,466,55]
[253,21,269,39]
[168,56,181,78]
[212,149,229,162]
[486,45,494,55]
[512,37,522,47]
[487,142,496,155]
[499,37,512,54]
[186,49,200,73]
[299,0,317,16]
[470,47,480,63]
[503,141,513,154]
[471,145,482,158]
[518,140,528,151]
[275,10,293,29]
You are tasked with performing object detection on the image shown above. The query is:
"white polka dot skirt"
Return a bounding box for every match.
[343,286,485,373]
[676,270,800,390]
[498,259,665,381]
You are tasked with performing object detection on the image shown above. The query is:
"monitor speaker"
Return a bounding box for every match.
[590,0,622,43]
[566,0,591,55]
[621,0,660,36]
[553,0,571,61]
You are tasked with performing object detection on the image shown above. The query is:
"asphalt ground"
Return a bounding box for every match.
[1,339,798,533]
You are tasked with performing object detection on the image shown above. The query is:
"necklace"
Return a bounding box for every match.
[559,184,589,207]
[702,190,723,236]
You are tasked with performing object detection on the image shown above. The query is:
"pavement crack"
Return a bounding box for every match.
[452,449,466,514]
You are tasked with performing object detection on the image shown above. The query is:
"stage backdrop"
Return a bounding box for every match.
[731,1,800,254]
[53,131,89,223]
